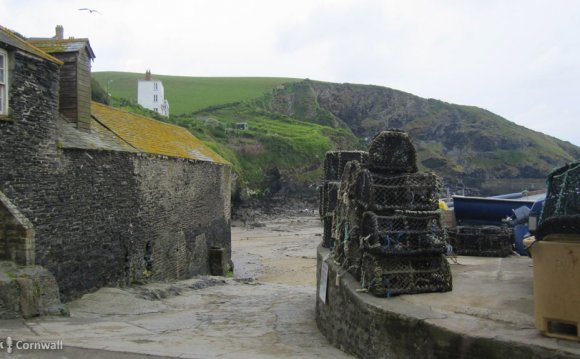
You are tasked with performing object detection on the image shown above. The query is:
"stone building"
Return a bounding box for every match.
[138,70,169,116]
[0,24,231,308]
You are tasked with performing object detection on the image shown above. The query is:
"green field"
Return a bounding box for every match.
[92,72,301,115]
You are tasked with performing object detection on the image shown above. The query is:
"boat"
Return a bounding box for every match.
[453,195,537,226]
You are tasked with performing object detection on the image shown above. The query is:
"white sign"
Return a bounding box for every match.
[319,260,329,304]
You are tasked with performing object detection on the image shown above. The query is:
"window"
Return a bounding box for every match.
[153,82,158,91]
[154,108,158,113]
[0,49,7,115]
[153,94,158,102]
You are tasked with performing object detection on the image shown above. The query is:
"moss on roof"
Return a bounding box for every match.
[91,102,228,164]
[0,25,63,65]
[29,38,95,59]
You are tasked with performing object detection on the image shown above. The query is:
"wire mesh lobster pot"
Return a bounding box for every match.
[354,170,440,212]
[367,130,418,173]
[536,161,580,240]
[334,221,363,280]
[324,151,369,181]
[361,211,447,255]
[338,160,363,201]
[319,181,340,217]
[318,183,325,217]
[361,252,452,297]
[330,198,361,261]
[447,225,513,257]
[322,215,334,248]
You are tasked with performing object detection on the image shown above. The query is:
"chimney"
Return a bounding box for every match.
[145,69,152,81]
[55,25,64,40]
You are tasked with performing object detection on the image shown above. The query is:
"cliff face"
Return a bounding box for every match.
[266,80,580,194]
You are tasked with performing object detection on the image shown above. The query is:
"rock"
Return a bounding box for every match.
[0,261,66,319]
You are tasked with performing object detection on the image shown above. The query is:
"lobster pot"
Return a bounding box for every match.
[536,161,580,240]
[337,160,363,201]
[447,225,513,257]
[322,215,334,248]
[341,225,363,281]
[345,237,363,281]
[354,170,440,212]
[324,151,369,181]
[361,211,447,255]
[318,184,323,217]
[367,130,418,173]
[361,252,452,297]
[320,181,340,217]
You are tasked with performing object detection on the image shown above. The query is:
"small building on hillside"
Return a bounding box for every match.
[0,24,231,311]
[234,122,249,130]
[137,70,169,116]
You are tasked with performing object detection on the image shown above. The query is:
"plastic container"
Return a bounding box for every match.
[530,235,580,341]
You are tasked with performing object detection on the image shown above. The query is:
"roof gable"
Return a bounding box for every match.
[0,25,63,65]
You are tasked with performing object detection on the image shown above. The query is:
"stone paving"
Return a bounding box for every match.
[0,216,351,358]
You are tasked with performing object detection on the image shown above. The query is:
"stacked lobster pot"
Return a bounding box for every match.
[446,226,513,257]
[320,150,369,248]
[330,130,452,297]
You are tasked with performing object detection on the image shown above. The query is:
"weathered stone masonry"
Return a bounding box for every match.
[0,28,231,302]
[28,150,231,300]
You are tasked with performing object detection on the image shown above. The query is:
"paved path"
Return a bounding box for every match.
[0,216,351,358]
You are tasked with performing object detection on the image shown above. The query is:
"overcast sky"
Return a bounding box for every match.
[3,0,580,145]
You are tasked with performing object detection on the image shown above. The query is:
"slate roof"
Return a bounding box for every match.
[91,102,228,164]
[57,115,137,152]
[0,25,63,64]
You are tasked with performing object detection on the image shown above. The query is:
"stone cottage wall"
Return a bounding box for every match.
[0,50,231,301]
[33,150,231,300]
[0,190,35,265]
[134,157,231,281]
[0,50,61,267]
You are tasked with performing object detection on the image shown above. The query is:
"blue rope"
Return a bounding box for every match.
[382,234,391,249]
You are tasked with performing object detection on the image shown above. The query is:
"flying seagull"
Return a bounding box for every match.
[78,8,102,14]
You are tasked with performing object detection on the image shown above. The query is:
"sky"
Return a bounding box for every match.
[3,0,580,145]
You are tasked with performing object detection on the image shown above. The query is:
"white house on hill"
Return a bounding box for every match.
[137,70,169,116]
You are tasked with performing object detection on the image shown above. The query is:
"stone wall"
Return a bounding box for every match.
[32,150,231,300]
[0,191,35,265]
[316,245,570,359]
[133,155,231,282]
[0,48,231,301]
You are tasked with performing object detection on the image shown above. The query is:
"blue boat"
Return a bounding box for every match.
[453,195,536,226]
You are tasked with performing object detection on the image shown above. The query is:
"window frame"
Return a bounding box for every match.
[153,94,158,102]
[0,48,7,116]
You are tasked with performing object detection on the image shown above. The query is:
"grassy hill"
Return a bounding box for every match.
[91,74,362,197]
[92,72,301,114]
[262,80,580,194]
[92,73,580,198]
[172,104,362,191]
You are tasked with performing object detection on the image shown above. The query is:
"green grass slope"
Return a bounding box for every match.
[171,103,363,191]
[92,72,301,115]
[92,73,580,197]
[91,77,362,195]
[265,80,580,193]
